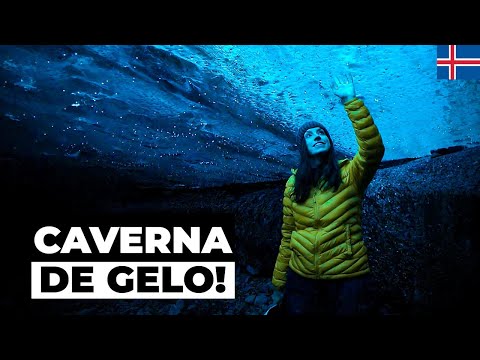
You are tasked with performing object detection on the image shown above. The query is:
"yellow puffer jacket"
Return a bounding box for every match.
[272,98,385,289]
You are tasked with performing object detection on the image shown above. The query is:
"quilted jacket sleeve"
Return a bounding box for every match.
[344,98,385,194]
[272,174,296,290]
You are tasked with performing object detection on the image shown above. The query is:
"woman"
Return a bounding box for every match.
[271,74,385,315]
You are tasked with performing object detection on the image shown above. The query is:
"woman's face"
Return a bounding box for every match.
[304,127,331,156]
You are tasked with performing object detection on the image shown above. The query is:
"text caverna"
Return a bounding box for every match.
[34,226,232,254]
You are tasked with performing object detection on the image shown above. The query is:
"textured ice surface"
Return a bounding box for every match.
[1,45,479,188]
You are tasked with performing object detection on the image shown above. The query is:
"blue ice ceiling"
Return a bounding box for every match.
[1,45,479,188]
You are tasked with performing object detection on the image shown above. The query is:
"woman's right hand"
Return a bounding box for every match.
[272,288,284,305]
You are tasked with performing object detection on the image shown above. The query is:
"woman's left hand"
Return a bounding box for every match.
[331,74,356,104]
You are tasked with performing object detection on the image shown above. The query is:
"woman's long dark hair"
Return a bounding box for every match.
[293,136,342,204]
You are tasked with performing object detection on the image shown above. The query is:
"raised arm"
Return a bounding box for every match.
[344,98,385,193]
[332,74,385,193]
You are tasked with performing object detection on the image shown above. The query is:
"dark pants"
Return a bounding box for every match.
[284,268,370,316]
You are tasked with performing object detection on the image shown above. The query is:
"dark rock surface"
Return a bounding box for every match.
[1,145,479,315]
